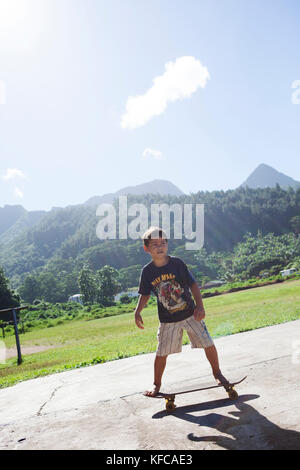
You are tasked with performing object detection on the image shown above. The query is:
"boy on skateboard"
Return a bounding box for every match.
[134,226,229,397]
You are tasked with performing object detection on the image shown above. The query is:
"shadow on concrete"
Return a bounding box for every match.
[152,394,258,419]
[153,395,300,450]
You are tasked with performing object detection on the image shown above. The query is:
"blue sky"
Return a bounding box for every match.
[0,0,300,211]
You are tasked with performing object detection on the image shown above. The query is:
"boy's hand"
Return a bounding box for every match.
[135,312,144,329]
[193,305,206,322]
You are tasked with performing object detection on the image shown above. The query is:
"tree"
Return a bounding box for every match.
[231,232,300,278]
[19,275,41,304]
[0,266,20,309]
[96,265,121,306]
[290,216,300,236]
[38,272,60,303]
[78,265,98,304]
[120,294,131,304]
[118,265,142,290]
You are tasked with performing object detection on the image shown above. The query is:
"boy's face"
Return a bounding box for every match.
[144,237,168,259]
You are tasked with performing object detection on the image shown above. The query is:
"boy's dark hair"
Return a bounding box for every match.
[142,226,168,247]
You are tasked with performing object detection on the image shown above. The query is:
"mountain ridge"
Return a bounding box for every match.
[1,166,299,254]
[240,163,300,190]
[84,179,185,206]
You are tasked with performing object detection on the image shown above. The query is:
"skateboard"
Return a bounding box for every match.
[147,376,247,411]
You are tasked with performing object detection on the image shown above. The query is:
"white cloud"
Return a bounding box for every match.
[121,56,210,130]
[142,148,163,160]
[14,187,24,199]
[2,168,26,180]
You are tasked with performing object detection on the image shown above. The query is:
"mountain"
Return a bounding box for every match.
[0,205,26,236]
[84,179,185,206]
[0,179,183,244]
[241,164,300,190]
[0,179,184,284]
[1,184,300,294]
[0,208,47,247]
[0,205,46,240]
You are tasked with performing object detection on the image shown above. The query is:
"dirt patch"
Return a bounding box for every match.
[4,344,62,359]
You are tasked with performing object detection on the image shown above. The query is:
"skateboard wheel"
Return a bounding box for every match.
[227,387,238,399]
[165,398,176,412]
[166,403,176,412]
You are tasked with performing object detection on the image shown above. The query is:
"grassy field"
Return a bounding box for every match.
[0,279,299,389]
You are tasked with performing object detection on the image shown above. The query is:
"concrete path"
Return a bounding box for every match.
[0,320,300,450]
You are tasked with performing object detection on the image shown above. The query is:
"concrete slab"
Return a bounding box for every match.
[0,320,300,450]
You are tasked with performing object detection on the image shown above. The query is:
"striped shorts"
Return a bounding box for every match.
[156,316,214,356]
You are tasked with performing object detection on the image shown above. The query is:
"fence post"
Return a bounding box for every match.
[12,308,22,365]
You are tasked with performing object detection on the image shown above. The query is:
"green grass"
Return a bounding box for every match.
[1,279,299,389]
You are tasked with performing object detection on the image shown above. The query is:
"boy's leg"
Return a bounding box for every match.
[204,344,229,385]
[144,355,168,397]
[183,318,229,385]
[144,321,183,397]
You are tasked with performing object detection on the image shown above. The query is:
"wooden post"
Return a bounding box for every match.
[0,306,28,365]
[12,308,22,365]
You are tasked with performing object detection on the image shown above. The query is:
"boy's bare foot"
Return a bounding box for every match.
[143,384,161,397]
[213,371,230,387]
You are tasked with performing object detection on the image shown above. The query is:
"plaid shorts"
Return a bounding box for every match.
[156,316,214,356]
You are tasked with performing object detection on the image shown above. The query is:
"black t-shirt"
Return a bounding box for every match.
[138,256,196,323]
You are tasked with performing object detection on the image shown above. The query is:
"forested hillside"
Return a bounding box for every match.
[0,185,299,302]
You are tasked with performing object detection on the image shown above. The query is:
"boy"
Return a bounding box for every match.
[134,226,229,397]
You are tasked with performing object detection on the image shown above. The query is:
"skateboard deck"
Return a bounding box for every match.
[146,376,247,411]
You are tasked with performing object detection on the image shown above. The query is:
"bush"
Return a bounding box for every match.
[120,295,131,304]
[270,265,282,275]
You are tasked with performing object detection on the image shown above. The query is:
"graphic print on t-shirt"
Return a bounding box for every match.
[151,274,188,314]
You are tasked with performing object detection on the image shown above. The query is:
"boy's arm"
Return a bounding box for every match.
[134,294,151,329]
[190,282,206,321]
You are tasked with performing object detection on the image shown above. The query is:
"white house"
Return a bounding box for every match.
[280,268,297,277]
[68,294,83,304]
[202,280,226,289]
[114,290,139,301]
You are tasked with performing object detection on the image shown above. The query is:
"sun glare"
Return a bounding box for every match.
[0,0,47,53]
[0,0,30,29]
